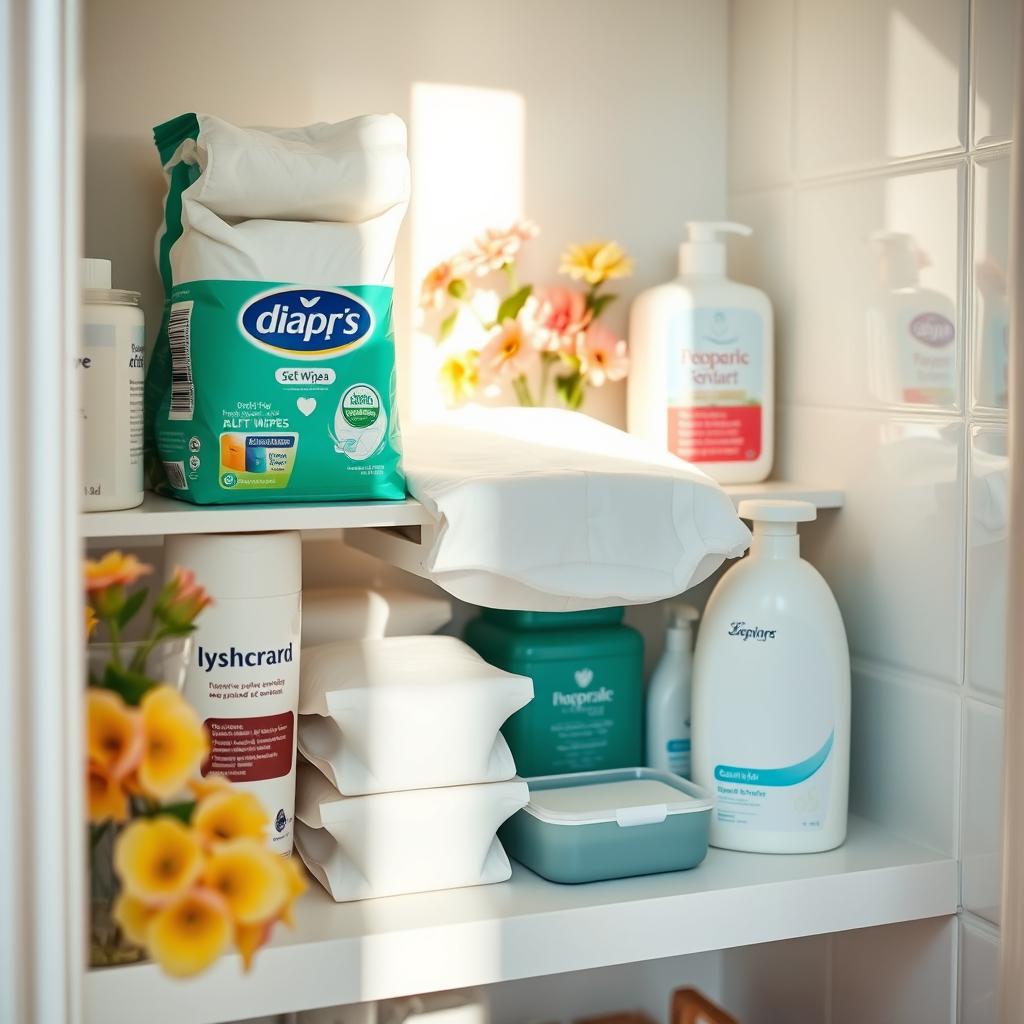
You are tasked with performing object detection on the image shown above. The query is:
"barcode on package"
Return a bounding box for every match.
[163,461,188,491]
[168,300,195,421]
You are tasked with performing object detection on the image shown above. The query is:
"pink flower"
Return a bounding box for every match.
[419,260,459,310]
[533,286,591,353]
[579,322,629,386]
[465,220,539,275]
[478,318,538,382]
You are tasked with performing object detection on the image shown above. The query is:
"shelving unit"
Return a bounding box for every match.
[83,816,955,1024]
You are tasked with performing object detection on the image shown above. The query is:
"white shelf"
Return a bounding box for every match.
[84,816,954,1024]
[80,493,430,539]
[722,481,844,509]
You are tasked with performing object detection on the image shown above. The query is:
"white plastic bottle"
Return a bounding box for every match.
[645,603,699,777]
[627,222,773,484]
[164,531,302,855]
[80,258,145,511]
[691,500,849,853]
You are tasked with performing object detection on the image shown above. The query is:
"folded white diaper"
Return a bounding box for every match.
[400,407,752,611]
[294,763,528,902]
[297,635,533,795]
[301,585,452,647]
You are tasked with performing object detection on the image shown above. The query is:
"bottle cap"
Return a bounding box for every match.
[82,258,112,291]
[163,531,302,599]
[666,602,700,630]
[738,499,816,536]
[679,221,752,276]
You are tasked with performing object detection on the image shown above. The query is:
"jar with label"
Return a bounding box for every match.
[80,258,145,511]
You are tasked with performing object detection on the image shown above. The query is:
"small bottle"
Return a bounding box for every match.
[646,603,699,777]
[627,222,774,484]
[691,500,850,854]
[80,258,145,511]
[165,531,302,855]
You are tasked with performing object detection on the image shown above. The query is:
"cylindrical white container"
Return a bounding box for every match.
[164,531,302,855]
[80,258,145,511]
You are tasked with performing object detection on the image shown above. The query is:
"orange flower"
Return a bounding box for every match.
[87,689,143,782]
[156,568,213,629]
[146,888,232,978]
[114,817,203,905]
[84,551,152,593]
[85,604,98,638]
[137,686,208,801]
[87,762,129,823]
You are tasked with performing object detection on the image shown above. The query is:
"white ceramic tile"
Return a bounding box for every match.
[719,934,829,1023]
[779,406,965,685]
[973,0,1021,145]
[729,0,794,190]
[795,0,966,176]
[966,427,1009,700]
[962,699,1004,925]
[790,166,962,411]
[972,154,1012,412]
[959,917,1000,1024]
[831,917,956,1024]
[850,666,960,854]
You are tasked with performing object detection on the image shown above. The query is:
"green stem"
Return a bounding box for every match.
[107,618,122,670]
[512,375,535,407]
[129,625,172,675]
[539,353,554,406]
[502,261,520,293]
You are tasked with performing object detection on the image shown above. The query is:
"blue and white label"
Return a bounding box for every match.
[240,287,374,358]
[666,737,691,778]
[714,730,833,831]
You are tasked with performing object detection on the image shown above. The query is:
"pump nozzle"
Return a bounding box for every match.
[738,500,816,559]
[666,602,700,631]
[679,221,752,276]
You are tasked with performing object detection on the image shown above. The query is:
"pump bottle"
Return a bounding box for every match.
[628,222,773,484]
[645,603,700,777]
[691,500,850,854]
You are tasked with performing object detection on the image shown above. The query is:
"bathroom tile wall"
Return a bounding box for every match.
[728,0,1018,1018]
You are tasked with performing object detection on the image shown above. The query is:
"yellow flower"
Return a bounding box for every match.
[84,551,152,593]
[114,817,203,905]
[146,888,232,978]
[189,773,232,801]
[87,762,129,824]
[559,240,633,285]
[438,350,479,406]
[112,892,157,946]
[234,856,307,970]
[85,604,98,638]
[203,840,288,925]
[278,854,307,928]
[87,689,143,781]
[234,920,272,972]
[194,789,268,848]
[137,686,208,801]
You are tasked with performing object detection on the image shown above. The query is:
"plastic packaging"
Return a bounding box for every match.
[146,113,409,504]
[164,531,302,853]
[404,407,750,610]
[294,763,528,901]
[691,500,850,853]
[297,636,533,794]
[80,258,145,511]
[500,768,711,883]
[628,221,774,484]
[465,609,643,778]
[301,586,452,647]
[645,603,699,777]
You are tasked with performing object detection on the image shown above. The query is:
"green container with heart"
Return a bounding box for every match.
[464,609,643,778]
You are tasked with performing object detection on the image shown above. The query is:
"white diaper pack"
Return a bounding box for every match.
[301,585,453,647]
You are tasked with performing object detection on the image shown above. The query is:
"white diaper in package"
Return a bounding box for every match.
[402,407,752,611]
[294,763,528,902]
[301,585,453,647]
[297,636,533,794]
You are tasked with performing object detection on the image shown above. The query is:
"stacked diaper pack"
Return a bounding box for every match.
[293,592,533,901]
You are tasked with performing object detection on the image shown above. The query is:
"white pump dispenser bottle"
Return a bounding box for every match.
[645,602,700,777]
[691,500,850,853]
[628,221,774,484]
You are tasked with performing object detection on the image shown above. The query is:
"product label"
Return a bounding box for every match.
[666,736,691,777]
[666,307,764,463]
[204,711,295,783]
[899,310,956,404]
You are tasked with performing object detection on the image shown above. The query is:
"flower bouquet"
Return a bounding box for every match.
[420,223,632,410]
[86,552,304,975]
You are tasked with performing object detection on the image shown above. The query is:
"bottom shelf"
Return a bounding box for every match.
[84,816,956,1024]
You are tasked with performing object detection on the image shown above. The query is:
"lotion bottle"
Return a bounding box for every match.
[645,603,699,777]
[691,500,850,853]
[628,222,773,484]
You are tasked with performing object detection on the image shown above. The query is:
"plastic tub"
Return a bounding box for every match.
[500,768,712,883]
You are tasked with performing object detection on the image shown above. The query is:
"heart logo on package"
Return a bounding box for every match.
[574,667,594,688]
[297,397,317,416]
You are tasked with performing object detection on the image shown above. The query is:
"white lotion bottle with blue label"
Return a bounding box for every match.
[691,500,850,853]
[646,602,699,777]
[627,222,773,484]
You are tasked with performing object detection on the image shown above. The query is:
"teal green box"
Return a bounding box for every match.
[481,607,624,630]
[464,612,643,778]
[500,768,712,884]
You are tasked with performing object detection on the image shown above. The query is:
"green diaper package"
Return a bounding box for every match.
[146,112,409,504]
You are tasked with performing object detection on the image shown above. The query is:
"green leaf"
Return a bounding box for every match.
[439,309,458,342]
[495,284,532,324]
[116,588,148,629]
[100,663,158,706]
[587,292,617,318]
[447,278,469,300]
[555,371,586,411]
